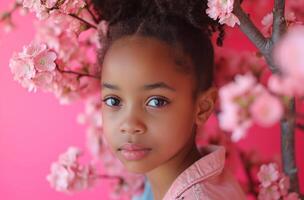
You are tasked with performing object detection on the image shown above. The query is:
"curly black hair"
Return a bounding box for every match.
[91,0,224,99]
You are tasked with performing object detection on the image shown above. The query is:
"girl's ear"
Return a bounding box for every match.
[194,86,218,127]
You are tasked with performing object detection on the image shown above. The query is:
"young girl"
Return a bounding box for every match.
[92,0,246,199]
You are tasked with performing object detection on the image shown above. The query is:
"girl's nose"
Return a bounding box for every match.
[119,112,146,135]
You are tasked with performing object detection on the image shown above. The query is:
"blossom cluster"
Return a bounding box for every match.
[22,0,86,19]
[9,42,57,92]
[257,163,301,200]
[218,73,284,141]
[8,7,101,104]
[1,0,304,199]
[261,11,302,37]
[46,147,98,193]
[269,25,304,97]
[206,0,240,27]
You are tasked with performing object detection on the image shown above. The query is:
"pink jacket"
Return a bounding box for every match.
[163,146,247,200]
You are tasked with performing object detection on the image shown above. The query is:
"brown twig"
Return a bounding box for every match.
[84,0,99,24]
[280,98,300,194]
[56,65,100,79]
[97,174,124,184]
[233,0,280,73]
[68,13,97,29]
[272,0,287,43]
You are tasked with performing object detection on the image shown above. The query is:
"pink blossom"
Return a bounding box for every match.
[278,175,290,196]
[34,50,57,72]
[58,147,82,166]
[268,74,304,96]
[46,162,76,192]
[22,0,49,19]
[274,25,304,79]
[9,42,57,92]
[257,162,302,200]
[21,42,47,58]
[59,0,86,14]
[230,120,253,142]
[206,0,240,27]
[32,71,54,91]
[22,0,86,19]
[258,185,281,200]
[284,193,301,200]
[46,146,98,193]
[271,25,304,96]
[18,12,100,104]
[257,163,280,188]
[218,73,262,141]
[9,56,36,80]
[261,12,298,37]
[250,90,283,127]
[45,0,58,9]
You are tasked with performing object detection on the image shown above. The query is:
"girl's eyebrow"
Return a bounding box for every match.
[102,82,176,92]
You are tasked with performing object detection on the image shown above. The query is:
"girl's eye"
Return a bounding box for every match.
[102,97,121,107]
[147,97,169,108]
[102,96,169,108]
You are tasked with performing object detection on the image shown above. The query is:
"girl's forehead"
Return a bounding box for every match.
[106,36,175,62]
[103,36,194,76]
[101,36,195,92]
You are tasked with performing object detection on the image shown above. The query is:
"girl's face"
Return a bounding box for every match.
[101,36,207,173]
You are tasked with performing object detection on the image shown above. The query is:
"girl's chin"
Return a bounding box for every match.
[120,160,154,174]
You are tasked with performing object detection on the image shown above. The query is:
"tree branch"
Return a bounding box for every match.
[68,13,97,29]
[97,174,124,184]
[233,0,301,196]
[272,0,287,43]
[56,65,100,79]
[233,0,278,73]
[83,0,99,24]
[280,98,300,193]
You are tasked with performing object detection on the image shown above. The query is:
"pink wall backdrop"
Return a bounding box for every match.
[0,1,111,199]
[0,1,303,200]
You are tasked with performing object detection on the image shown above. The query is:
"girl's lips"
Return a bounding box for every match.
[120,149,151,161]
[119,143,151,161]
[119,143,150,151]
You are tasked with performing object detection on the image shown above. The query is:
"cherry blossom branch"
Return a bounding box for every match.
[233,0,301,196]
[280,98,300,194]
[56,65,100,79]
[84,0,99,24]
[96,174,124,184]
[272,0,287,43]
[68,13,97,29]
[233,0,277,73]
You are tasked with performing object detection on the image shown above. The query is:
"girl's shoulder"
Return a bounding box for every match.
[163,145,247,200]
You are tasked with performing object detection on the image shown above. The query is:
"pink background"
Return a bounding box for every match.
[0,1,303,199]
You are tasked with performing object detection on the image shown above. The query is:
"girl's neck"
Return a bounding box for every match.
[146,141,202,200]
